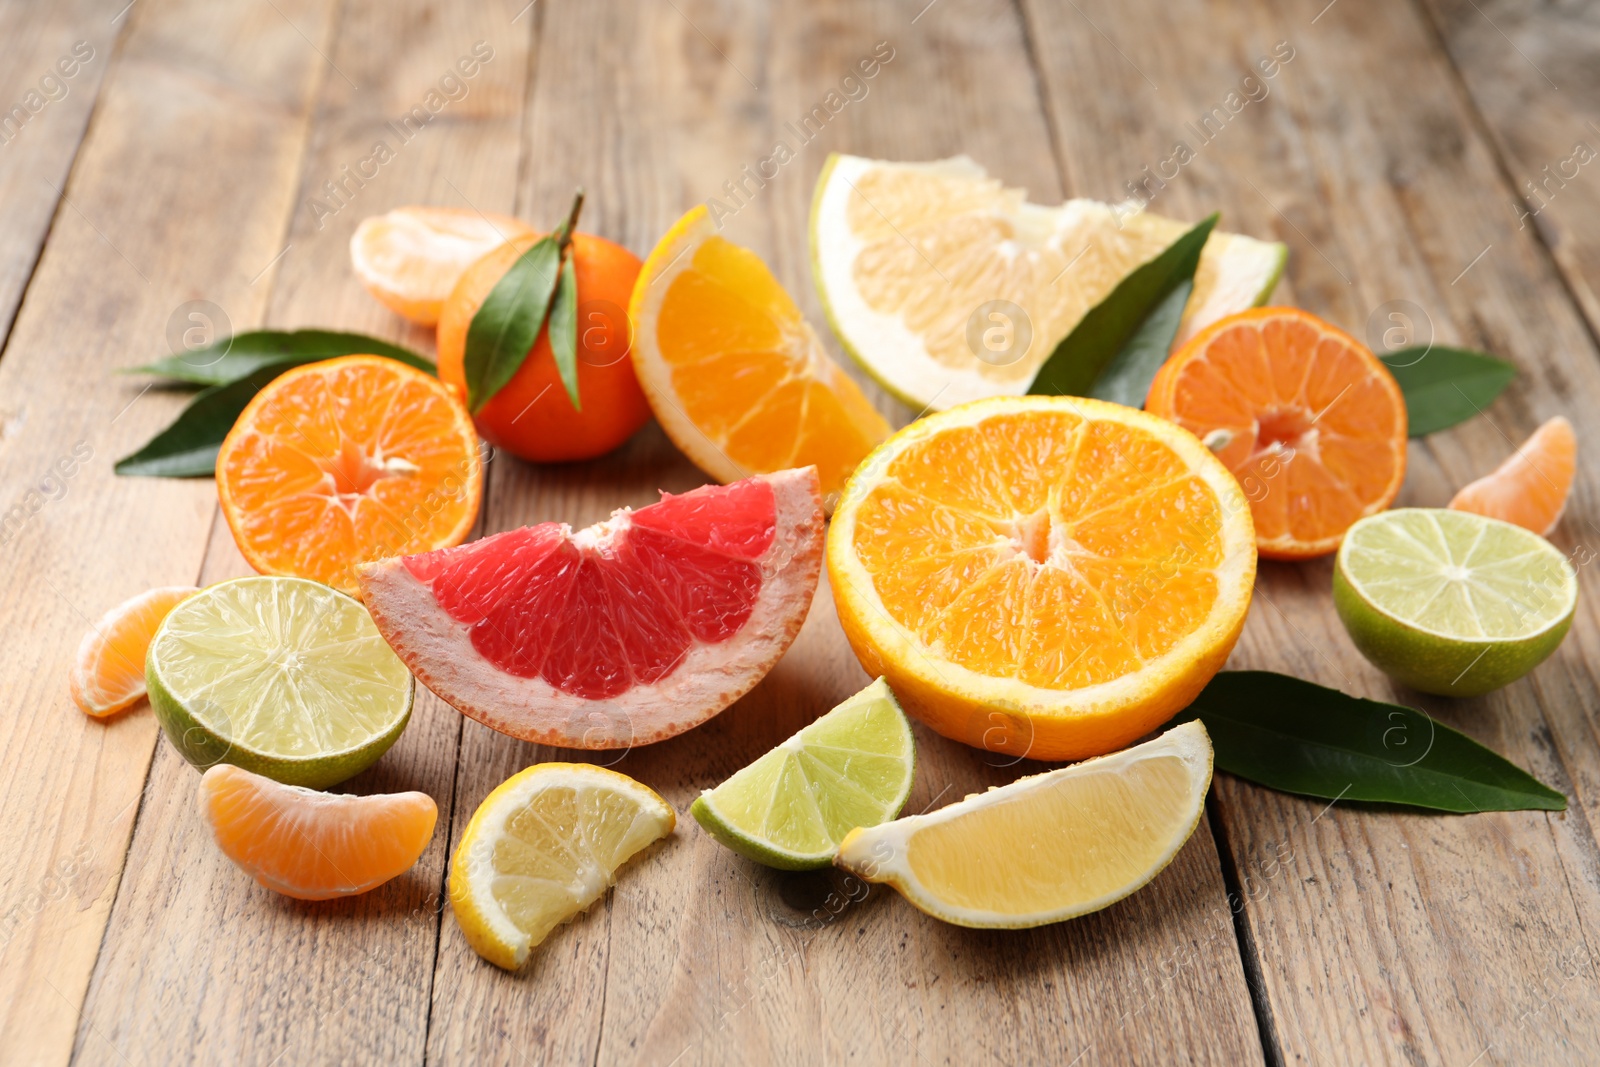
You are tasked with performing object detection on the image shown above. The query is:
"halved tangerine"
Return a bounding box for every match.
[1146,306,1407,559]
[217,355,482,597]
[200,763,437,900]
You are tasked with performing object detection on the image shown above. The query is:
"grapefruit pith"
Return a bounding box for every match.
[359,467,823,747]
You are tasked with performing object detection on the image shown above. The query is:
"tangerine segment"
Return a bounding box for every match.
[1449,416,1575,536]
[1147,307,1407,560]
[200,763,436,900]
[631,205,891,505]
[828,396,1256,761]
[69,585,198,717]
[217,356,482,597]
[351,206,535,326]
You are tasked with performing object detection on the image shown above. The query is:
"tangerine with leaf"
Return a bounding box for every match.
[437,193,651,463]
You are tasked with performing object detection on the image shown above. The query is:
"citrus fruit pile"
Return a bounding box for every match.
[75,150,1578,967]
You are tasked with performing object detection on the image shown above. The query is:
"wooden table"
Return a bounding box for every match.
[3,0,1598,1063]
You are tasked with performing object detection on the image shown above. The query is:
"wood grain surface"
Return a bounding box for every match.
[0,0,1595,1064]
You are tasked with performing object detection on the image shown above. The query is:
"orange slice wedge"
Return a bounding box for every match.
[200,763,436,900]
[216,355,482,597]
[629,205,891,506]
[69,585,198,717]
[351,206,534,326]
[1449,416,1575,536]
[827,395,1256,761]
[1146,307,1407,559]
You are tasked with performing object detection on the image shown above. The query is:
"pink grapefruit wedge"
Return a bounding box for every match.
[359,467,823,747]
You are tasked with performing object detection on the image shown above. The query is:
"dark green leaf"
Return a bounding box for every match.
[114,365,287,477]
[125,330,434,386]
[462,235,562,412]
[1381,345,1516,436]
[1090,277,1194,407]
[461,190,586,414]
[548,256,581,410]
[1172,671,1566,813]
[1031,213,1218,400]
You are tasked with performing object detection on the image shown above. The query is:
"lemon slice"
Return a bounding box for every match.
[448,763,675,970]
[835,721,1212,927]
[810,154,1286,411]
[146,576,414,789]
[690,678,915,869]
[1334,508,1577,696]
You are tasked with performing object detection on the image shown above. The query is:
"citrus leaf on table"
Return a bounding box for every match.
[1380,345,1516,436]
[461,190,584,413]
[125,330,434,386]
[1029,212,1218,403]
[548,255,581,410]
[1172,670,1566,812]
[114,364,286,477]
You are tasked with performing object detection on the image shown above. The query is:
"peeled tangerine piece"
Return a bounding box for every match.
[1449,416,1575,536]
[200,764,437,900]
[69,586,198,718]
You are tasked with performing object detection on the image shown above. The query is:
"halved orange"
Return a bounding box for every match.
[827,395,1256,762]
[200,763,437,900]
[1450,416,1575,535]
[1146,307,1407,559]
[69,585,198,717]
[351,206,535,326]
[629,205,891,506]
[217,355,482,597]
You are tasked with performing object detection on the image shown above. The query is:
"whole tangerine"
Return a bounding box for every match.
[438,231,652,463]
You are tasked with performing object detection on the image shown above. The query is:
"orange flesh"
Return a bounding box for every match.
[217,356,482,596]
[655,236,889,497]
[1146,307,1406,559]
[851,411,1228,689]
[201,764,436,900]
[1449,416,1575,536]
[70,586,198,717]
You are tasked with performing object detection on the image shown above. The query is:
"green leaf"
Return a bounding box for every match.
[125,330,434,386]
[1090,277,1194,407]
[1172,671,1566,813]
[1380,345,1516,436]
[1031,213,1218,402]
[114,364,287,477]
[548,256,581,410]
[461,191,585,413]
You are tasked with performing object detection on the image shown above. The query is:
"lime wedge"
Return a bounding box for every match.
[1334,508,1577,696]
[147,576,414,788]
[690,677,915,869]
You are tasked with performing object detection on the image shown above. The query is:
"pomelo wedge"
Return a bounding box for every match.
[810,154,1286,412]
[359,467,824,747]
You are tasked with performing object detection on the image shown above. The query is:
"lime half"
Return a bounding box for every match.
[690,677,915,870]
[1334,509,1576,697]
[147,576,414,788]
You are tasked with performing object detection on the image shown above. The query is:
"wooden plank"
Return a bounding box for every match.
[73,2,534,1064]
[424,2,1265,1064]
[1017,0,1600,1062]
[1417,0,1600,343]
[0,1,342,1062]
[0,0,123,345]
